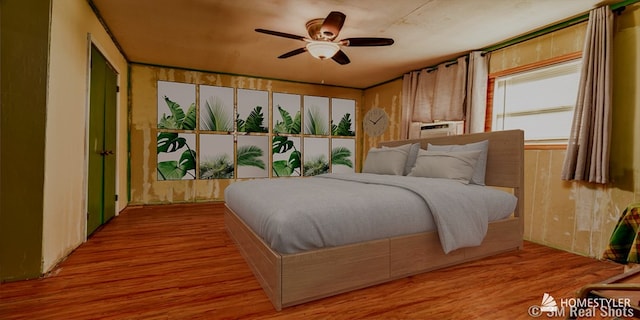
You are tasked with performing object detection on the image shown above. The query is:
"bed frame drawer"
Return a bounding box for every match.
[281,239,389,307]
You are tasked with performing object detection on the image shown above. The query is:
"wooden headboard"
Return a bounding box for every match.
[380,129,525,219]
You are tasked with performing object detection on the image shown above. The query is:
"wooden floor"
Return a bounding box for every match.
[0,203,626,319]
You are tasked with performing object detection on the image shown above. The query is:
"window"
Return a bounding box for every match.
[491,59,582,144]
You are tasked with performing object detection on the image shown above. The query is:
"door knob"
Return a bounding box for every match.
[99,150,114,156]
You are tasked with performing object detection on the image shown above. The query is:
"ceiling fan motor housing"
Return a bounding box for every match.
[306,18,327,40]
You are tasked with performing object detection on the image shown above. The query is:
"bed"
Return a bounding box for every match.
[224,129,524,310]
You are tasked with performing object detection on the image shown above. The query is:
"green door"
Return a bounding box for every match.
[87,45,117,236]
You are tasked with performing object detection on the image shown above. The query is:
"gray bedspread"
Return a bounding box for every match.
[224,173,517,254]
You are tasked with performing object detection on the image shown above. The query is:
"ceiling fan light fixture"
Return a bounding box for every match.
[306,41,340,60]
[256,11,393,65]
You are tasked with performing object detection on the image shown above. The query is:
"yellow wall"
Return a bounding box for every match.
[359,8,640,258]
[488,22,587,73]
[42,0,128,272]
[490,7,640,258]
[1,0,50,281]
[361,79,404,159]
[129,64,362,204]
[611,3,640,193]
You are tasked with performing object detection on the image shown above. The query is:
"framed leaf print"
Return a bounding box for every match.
[331,138,355,174]
[237,89,268,133]
[303,137,329,176]
[200,85,234,132]
[236,135,269,179]
[304,96,329,136]
[157,132,196,180]
[272,136,301,177]
[273,93,301,134]
[331,98,356,136]
[157,81,196,130]
[199,134,234,179]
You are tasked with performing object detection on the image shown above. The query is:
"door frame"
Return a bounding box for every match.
[83,34,122,238]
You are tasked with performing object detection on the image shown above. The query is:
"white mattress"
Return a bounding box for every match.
[224,173,517,254]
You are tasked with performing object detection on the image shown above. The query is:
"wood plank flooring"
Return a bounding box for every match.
[0,203,626,319]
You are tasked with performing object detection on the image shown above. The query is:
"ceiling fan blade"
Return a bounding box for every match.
[278,47,307,59]
[255,28,306,41]
[341,37,394,47]
[320,11,346,40]
[332,50,350,65]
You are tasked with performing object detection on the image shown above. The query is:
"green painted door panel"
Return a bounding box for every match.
[103,62,117,222]
[87,45,118,236]
[87,45,106,236]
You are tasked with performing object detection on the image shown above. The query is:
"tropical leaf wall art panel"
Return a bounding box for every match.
[272,136,301,177]
[157,81,196,130]
[237,89,268,133]
[236,135,269,179]
[200,85,234,132]
[157,132,196,180]
[304,96,329,136]
[303,137,329,177]
[199,134,234,179]
[331,138,355,174]
[273,92,301,134]
[331,98,356,136]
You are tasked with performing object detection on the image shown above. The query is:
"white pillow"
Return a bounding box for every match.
[405,143,421,175]
[427,140,489,185]
[363,146,408,175]
[381,143,421,175]
[408,149,482,184]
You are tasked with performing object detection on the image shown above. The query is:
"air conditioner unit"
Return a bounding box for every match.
[420,121,464,138]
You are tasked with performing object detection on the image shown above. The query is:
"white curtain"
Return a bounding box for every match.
[433,57,467,121]
[401,57,467,139]
[561,6,613,184]
[465,51,489,133]
[401,71,420,139]
[411,69,436,123]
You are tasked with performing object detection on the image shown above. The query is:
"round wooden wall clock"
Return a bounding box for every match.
[363,107,389,137]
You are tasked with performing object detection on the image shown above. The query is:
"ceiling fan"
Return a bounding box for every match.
[255,11,394,65]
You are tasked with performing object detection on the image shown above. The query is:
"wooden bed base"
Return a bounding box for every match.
[225,130,525,311]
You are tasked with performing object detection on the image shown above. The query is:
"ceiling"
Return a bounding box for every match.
[90,0,608,89]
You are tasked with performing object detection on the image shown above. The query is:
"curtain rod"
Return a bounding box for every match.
[400,0,639,77]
